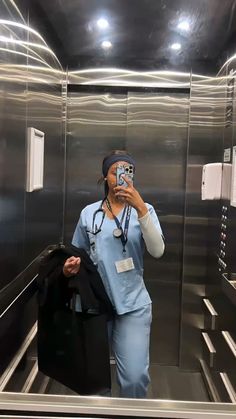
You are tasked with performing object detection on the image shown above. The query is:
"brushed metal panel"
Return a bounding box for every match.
[0,1,28,290]
[24,82,64,262]
[126,91,189,364]
[65,91,128,243]
[65,89,189,366]
[180,74,224,370]
[202,62,236,391]
[69,69,191,88]
[0,0,64,378]
[23,10,64,263]
[0,0,64,282]
[226,61,236,285]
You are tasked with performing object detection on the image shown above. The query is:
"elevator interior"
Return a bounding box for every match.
[1,0,236,417]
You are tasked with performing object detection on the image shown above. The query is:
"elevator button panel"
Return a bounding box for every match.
[219,205,228,272]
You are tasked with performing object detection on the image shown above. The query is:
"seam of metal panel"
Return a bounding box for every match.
[68,84,191,94]
[60,68,68,244]
[178,69,192,368]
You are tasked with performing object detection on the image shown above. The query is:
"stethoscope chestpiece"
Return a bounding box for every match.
[113,228,123,238]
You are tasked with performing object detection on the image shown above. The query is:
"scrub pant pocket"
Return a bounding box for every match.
[108,304,152,398]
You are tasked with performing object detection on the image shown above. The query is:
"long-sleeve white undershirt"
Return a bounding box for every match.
[138,211,165,258]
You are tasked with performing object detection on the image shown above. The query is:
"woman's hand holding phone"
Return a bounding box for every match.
[114,176,148,218]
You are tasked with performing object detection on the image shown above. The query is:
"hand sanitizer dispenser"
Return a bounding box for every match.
[201,163,222,200]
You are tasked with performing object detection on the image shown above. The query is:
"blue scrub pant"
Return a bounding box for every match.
[108,304,152,398]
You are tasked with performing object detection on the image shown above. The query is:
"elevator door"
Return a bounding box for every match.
[65,92,128,241]
[65,89,189,365]
[126,91,189,364]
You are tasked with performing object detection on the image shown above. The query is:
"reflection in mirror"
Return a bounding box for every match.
[1,0,236,416]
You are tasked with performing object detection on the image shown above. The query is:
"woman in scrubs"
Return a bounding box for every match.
[63,150,165,398]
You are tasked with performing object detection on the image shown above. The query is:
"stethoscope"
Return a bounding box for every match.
[89,198,131,252]
[90,198,106,236]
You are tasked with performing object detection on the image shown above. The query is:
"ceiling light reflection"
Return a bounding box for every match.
[97,18,109,29]
[101,40,112,49]
[171,43,181,51]
[178,21,190,31]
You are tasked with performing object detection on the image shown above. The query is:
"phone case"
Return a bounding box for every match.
[116,164,134,187]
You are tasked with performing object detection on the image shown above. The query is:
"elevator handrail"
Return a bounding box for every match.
[0,322,37,391]
[0,392,236,418]
[0,244,60,319]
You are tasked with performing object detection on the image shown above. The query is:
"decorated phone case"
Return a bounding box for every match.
[116,164,134,187]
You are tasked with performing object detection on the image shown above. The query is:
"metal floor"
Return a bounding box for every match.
[46,364,210,401]
[2,326,210,401]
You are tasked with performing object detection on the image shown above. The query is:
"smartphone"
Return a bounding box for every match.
[116,164,134,187]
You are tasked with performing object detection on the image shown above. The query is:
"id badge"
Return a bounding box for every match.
[115,257,135,274]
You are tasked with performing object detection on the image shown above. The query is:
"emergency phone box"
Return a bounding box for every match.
[201,163,222,200]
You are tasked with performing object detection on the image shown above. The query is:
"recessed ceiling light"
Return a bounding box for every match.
[171,43,181,50]
[178,20,190,31]
[97,18,109,29]
[101,40,112,49]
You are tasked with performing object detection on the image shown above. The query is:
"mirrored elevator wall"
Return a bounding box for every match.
[0,0,65,372]
[200,60,236,401]
[64,74,235,373]
[2,0,236,405]
[64,86,190,366]
[180,74,224,370]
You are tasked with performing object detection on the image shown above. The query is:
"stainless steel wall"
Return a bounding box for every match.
[0,0,64,370]
[65,88,190,365]
[24,14,64,262]
[200,61,236,400]
[0,0,28,290]
[179,75,224,370]
[0,0,64,288]
[64,91,128,242]
[126,91,189,364]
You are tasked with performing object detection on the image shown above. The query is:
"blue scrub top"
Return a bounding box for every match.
[72,200,162,315]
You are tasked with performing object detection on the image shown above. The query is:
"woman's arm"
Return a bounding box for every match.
[138,207,165,258]
[114,177,165,258]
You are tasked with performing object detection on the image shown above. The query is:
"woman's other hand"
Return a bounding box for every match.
[63,256,81,277]
[114,176,148,218]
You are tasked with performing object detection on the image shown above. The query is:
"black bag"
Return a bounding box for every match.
[37,247,111,395]
[38,302,111,395]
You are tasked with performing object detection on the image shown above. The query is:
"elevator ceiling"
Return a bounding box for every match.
[31,0,236,72]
